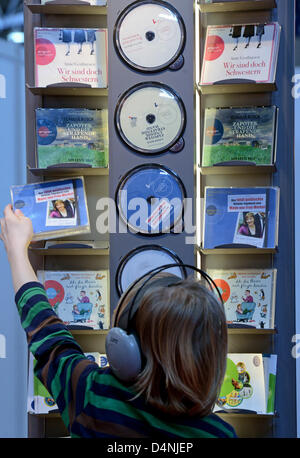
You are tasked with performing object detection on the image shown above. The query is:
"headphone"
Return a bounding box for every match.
[105,263,223,382]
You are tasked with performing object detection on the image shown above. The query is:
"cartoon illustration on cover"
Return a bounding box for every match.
[37,270,109,330]
[208,269,276,329]
[215,354,266,414]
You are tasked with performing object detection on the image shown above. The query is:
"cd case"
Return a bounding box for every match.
[202,186,280,249]
[37,270,110,330]
[35,108,109,169]
[10,176,90,241]
[200,23,281,85]
[202,106,278,166]
[207,268,277,329]
[34,27,108,88]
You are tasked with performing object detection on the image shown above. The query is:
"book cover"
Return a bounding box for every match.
[200,23,281,85]
[34,28,108,88]
[207,268,277,329]
[10,177,90,241]
[35,108,109,168]
[216,354,266,414]
[28,353,109,414]
[37,270,110,330]
[263,354,277,414]
[203,186,280,249]
[202,106,277,166]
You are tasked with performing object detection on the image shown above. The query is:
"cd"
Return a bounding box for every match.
[114,0,185,72]
[116,164,186,235]
[115,82,185,154]
[116,245,186,296]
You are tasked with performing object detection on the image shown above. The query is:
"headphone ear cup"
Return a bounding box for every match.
[105,327,142,382]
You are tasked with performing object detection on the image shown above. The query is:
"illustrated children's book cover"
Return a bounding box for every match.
[34,27,108,88]
[200,23,281,85]
[201,106,277,166]
[37,270,110,330]
[203,186,280,249]
[35,108,109,169]
[28,353,109,414]
[215,354,266,414]
[10,177,90,241]
[207,268,277,329]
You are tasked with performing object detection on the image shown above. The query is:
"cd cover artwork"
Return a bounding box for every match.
[37,270,109,330]
[116,164,186,235]
[10,177,90,241]
[114,0,185,72]
[115,82,185,154]
[202,106,278,166]
[215,354,267,414]
[200,23,281,85]
[203,186,280,249]
[116,245,186,295]
[34,28,108,88]
[35,108,109,168]
[207,268,277,329]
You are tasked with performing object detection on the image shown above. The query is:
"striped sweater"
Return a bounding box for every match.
[16,281,237,438]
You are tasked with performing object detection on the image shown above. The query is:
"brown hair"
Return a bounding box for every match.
[115,274,228,417]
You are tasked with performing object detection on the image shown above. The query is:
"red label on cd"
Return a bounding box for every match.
[205,35,225,61]
[38,126,50,138]
[35,38,56,66]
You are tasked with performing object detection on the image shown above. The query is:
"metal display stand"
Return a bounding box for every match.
[23,0,296,438]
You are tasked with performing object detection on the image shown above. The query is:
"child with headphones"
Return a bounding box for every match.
[0,204,236,438]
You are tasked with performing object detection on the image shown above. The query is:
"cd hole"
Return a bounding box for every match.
[146,114,156,124]
[145,31,155,41]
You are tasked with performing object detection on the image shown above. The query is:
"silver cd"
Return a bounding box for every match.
[115,82,185,154]
[114,0,185,72]
[116,245,186,295]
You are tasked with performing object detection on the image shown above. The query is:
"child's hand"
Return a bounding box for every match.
[0,204,33,259]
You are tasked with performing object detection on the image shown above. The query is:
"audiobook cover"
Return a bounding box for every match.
[10,177,90,241]
[34,27,108,88]
[35,108,108,168]
[28,352,109,414]
[37,270,110,330]
[200,23,281,85]
[207,268,276,329]
[215,354,266,414]
[203,186,280,249]
[202,106,277,166]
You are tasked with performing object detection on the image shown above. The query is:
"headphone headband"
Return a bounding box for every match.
[114,263,223,331]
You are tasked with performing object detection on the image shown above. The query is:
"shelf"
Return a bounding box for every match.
[199,247,277,255]
[216,412,275,419]
[228,328,276,335]
[29,247,109,256]
[25,2,107,15]
[200,165,276,175]
[197,82,277,95]
[26,84,108,97]
[198,0,276,13]
[29,167,109,177]
[71,329,108,336]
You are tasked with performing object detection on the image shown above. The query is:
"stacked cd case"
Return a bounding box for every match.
[10,177,90,241]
